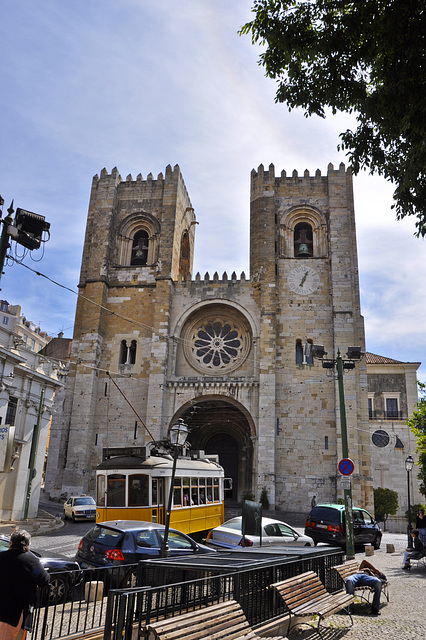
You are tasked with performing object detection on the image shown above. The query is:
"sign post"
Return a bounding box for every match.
[338,457,355,558]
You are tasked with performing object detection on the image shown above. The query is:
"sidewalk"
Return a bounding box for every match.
[0,506,64,537]
[325,545,426,640]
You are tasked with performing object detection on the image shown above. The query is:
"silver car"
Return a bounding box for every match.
[206,516,314,549]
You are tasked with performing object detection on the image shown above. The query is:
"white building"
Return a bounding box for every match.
[0,302,63,520]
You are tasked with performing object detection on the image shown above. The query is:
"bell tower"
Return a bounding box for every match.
[250,162,372,512]
[47,165,197,496]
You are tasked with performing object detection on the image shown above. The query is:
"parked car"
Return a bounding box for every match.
[75,520,215,585]
[63,495,96,521]
[304,503,382,549]
[205,516,314,549]
[0,534,82,604]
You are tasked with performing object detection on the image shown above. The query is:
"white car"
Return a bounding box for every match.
[206,516,314,549]
[63,495,96,521]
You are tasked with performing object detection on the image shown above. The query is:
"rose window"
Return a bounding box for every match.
[183,312,250,374]
[194,321,243,368]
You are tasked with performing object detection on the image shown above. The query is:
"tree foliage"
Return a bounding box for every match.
[240,1,426,236]
[373,487,398,528]
[407,381,426,497]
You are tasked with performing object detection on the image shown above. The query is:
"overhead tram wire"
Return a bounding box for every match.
[10,256,371,379]
[106,371,158,446]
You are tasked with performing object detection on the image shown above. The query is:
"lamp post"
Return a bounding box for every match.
[312,345,362,559]
[159,419,189,558]
[405,455,414,549]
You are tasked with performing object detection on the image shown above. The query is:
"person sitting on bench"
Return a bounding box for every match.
[402,529,424,570]
[345,559,386,616]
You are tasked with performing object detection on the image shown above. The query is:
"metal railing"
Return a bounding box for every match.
[32,563,139,640]
[105,549,344,640]
[31,548,344,640]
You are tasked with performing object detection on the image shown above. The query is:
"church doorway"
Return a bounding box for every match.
[177,398,254,504]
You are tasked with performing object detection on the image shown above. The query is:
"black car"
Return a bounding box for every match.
[75,520,215,586]
[304,503,382,550]
[0,534,82,604]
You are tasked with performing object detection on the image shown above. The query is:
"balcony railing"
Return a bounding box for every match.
[369,411,405,420]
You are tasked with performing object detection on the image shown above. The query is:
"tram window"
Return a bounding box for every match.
[191,478,199,505]
[97,474,106,506]
[107,474,126,507]
[206,478,213,503]
[152,479,162,506]
[173,478,182,507]
[213,477,219,502]
[199,478,206,504]
[128,474,149,506]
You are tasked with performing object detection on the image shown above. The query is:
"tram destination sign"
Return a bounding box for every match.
[102,446,146,461]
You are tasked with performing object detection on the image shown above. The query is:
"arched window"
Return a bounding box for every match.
[296,340,313,365]
[294,222,313,257]
[131,230,149,265]
[179,231,191,279]
[119,340,137,365]
[296,340,303,365]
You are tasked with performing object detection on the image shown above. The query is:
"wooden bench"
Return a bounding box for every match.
[270,571,353,639]
[331,559,389,603]
[141,599,287,640]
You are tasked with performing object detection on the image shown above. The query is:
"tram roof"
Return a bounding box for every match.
[97,454,223,473]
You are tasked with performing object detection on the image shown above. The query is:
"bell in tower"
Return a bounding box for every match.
[294,223,313,257]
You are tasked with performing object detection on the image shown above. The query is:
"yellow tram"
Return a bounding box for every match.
[96,447,227,536]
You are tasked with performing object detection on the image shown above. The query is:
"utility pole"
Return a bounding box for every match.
[0,201,16,286]
[336,350,355,559]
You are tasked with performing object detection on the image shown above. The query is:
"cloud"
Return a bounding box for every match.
[0,1,424,383]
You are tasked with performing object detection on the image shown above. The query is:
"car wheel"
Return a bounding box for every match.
[49,575,69,604]
[373,535,381,550]
[72,512,76,523]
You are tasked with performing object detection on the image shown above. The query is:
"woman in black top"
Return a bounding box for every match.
[416,508,426,545]
[0,530,50,640]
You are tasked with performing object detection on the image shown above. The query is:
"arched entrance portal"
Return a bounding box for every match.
[205,433,238,501]
[178,398,254,503]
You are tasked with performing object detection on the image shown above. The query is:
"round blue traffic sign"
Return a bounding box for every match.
[338,458,354,476]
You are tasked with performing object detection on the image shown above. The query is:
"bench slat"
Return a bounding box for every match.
[270,570,354,638]
[142,599,286,640]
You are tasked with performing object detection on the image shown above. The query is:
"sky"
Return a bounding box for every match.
[0,1,425,384]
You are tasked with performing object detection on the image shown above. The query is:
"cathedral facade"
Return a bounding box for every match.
[46,162,378,513]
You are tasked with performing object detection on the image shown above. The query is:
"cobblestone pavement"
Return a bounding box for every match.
[289,535,426,640]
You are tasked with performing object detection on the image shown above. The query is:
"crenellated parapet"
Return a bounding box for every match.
[176,271,248,284]
[250,162,350,201]
[91,164,192,207]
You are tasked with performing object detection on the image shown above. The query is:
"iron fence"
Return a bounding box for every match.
[30,548,344,640]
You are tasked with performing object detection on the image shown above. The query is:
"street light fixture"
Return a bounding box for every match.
[159,419,189,558]
[312,345,363,559]
[405,455,414,549]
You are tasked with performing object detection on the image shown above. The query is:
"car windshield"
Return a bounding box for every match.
[158,530,194,550]
[222,518,243,531]
[85,525,124,547]
[310,507,341,524]
[74,497,95,505]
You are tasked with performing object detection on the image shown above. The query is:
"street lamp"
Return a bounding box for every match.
[312,345,362,559]
[405,455,414,549]
[159,419,189,558]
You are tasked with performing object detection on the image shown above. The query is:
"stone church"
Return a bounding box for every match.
[44,162,421,517]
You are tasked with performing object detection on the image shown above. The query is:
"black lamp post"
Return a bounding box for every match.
[405,455,414,549]
[311,345,362,559]
[159,419,189,558]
